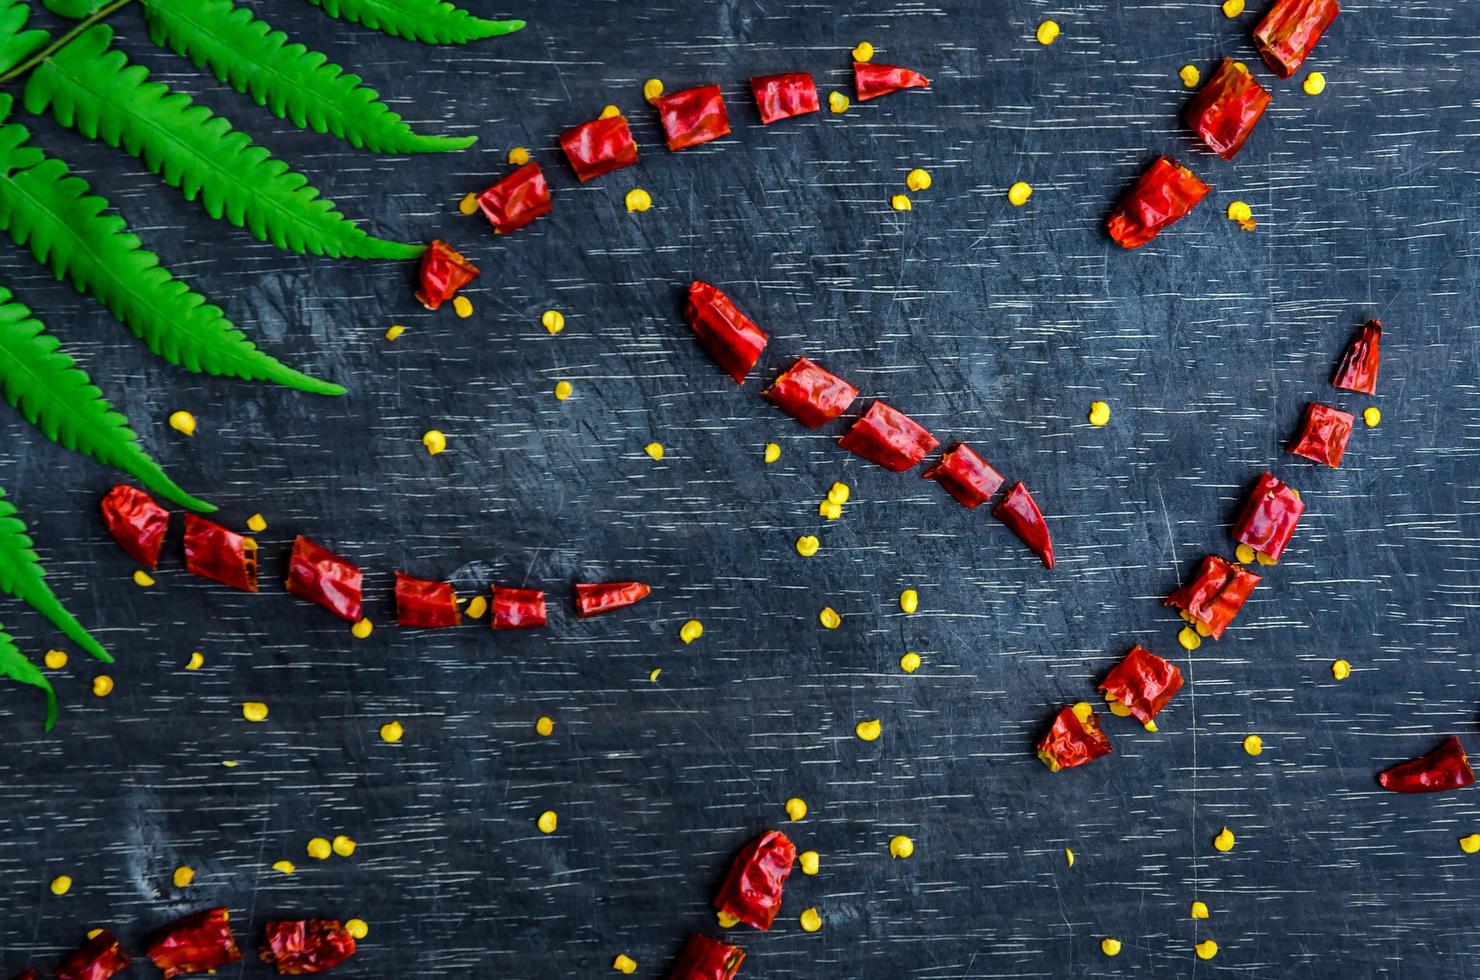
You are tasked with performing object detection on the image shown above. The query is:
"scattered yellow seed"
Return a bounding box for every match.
[508,146,530,166]
[1108,700,1133,718]
[1195,621,1212,637]
[1178,626,1202,651]
[643,78,664,102]
[625,188,652,213]
[1196,939,1219,960]
[172,866,195,888]
[1065,848,1075,867]
[613,954,637,975]
[1222,0,1244,17]
[168,410,196,436]
[465,595,488,619]
[49,875,72,896]
[855,718,882,742]
[1191,900,1210,919]
[648,667,662,682]
[458,192,478,216]
[799,908,822,933]
[554,380,573,401]
[384,324,406,341]
[900,652,921,673]
[852,41,874,62]
[785,797,808,821]
[1243,735,1264,756]
[1213,827,1236,852]
[246,513,267,533]
[332,835,356,857]
[351,618,373,639]
[763,442,781,463]
[899,588,919,614]
[600,105,621,119]
[1303,71,1327,96]
[1227,200,1252,225]
[306,837,332,861]
[1144,720,1159,733]
[535,716,555,737]
[890,194,913,211]
[796,535,820,557]
[452,295,474,318]
[1088,401,1111,426]
[44,649,67,670]
[133,570,156,587]
[242,701,268,723]
[380,720,404,743]
[1459,834,1480,854]
[541,309,566,335]
[222,760,238,768]
[1007,181,1033,206]
[828,482,851,505]
[345,918,369,940]
[86,929,103,940]
[1332,659,1352,680]
[422,429,447,455]
[1255,550,1278,567]
[92,674,113,697]
[819,500,842,520]
[537,810,558,834]
[889,835,914,859]
[679,620,703,644]
[1100,937,1122,957]
[1234,543,1257,564]
[906,168,932,192]
[716,909,740,928]
[1180,64,1202,88]
[819,606,841,629]
[644,441,664,461]
[1036,19,1060,45]
[828,91,850,114]
[1364,406,1381,427]
[271,860,295,875]
[799,850,820,875]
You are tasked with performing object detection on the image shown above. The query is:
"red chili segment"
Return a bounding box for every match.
[1333,318,1381,394]
[993,481,1053,567]
[1233,472,1306,562]
[285,536,363,622]
[491,586,548,629]
[476,162,552,235]
[574,581,651,618]
[1106,156,1211,249]
[183,514,259,592]
[259,920,357,975]
[1378,736,1475,793]
[1183,58,1271,160]
[713,829,796,930]
[854,62,929,101]
[415,239,479,310]
[559,113,638,182]
[761,357,859,428]
[1165,555,1259,640]
[1287,402,1353,468]
[144,907,244,979]
[922,443,1005,509]
[655,85,731,151]
[1100,645,1184,725]
[667,933,746,980]
[684,281,770,384]
[837,400,940,472]
[395,572,461,628]
[1253,0,1341,78]
[56,930,130,980]
[750,72,819,124]
[1037,703,1113,772]
[101,484,169,569]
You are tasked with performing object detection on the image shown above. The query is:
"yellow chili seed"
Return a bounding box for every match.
[1107,699,1133,718]
[763,442,781,463]
[1213,827,1236,852]
[332,835,356,857]
[899,589,919,614]
[351,618,373,639]
[465,596,488,619]
[133,570,156,587]
[1065,848,1075,867]
[1144,720,1159,733]
[643,78,664,102]
[679,620,703,644]
[828,482,851,505]
[1255,550,1277,566]
[168,410,197,436]
[306,837,332,860]
[648,667,662,682]
[380,720,404,743]
[819,500,842,520]
[1303,71,1326,96]
[1331,659,1352,680]
[537,810,557,834]
[1100,937,1122,957]
[799,908,822,932]
[87,929,103,940]
[899,652,921,673]
[1222,0,1245,17]
[852,41,874,62]
[795,535,820,557]
[819,606,841,629]
[535,716,555,737]
[625,188,652,213]
[889,835,914,858]
[1007,181,1033,206]
[1180,64,1202,88]
[1227,200,1253,224]
[222,760,238,768]
[1459,834,1480,854]
[345,918,369,940]
[890,194,913,211]
[385,324,406,341]
[554,380,573,401]
[855,718,882,742]
[613,953,637,975]
[643,442,664,461]
[1088,401,1111,426]
[507,146,530,166]
[1036,20,1060,45]
[44,649,68,670]
[458,192,478,216]
[422,429,447,455]
[452,295,474,318]
[246,513,267,533]
[1364,406,1381,427]
[785,797,807,821]
[541,309,566,335]
[242,701,268,722]
[1196,939,1219,960]
[1178,627,1202,651]
[716,910,740,928]
[599,105,621,119]
[1195,621,1212,637]
[271,860,295,875]
[50,875,72,895]
[799,850,820,875]
[906,168,932,192]
[1234,543,1256,564]
[828,91,849,113]
[1191,900,1210,918]
[92,674,113,697]
[1243,735,1263,756]
[172,866,195,888]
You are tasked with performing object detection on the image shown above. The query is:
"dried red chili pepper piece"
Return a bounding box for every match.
[574,581,651,618]
[1037,702,1112,772]
[654,84,731,151]
[838,400,939,472]
[56,930,129,980]
[491,585,547,629]
[1333,318,1381,395]
[1165,555,1259,640]
[761,357,859,429]
[713,829,796,930]
[993,481,1054,567]
[144,907,244,979]
[395,572,461,628]
[1378,736,1475,794]
[415,239,478,310]
[559,112,638,183]
[750,72,819,124]
[1106,156,1211,249]
[284,535,363,622]
[1287,402,1353,468]
[922,443,1005,509]
[259,920,356,976]
[101,483,169,568]
[1253,0,1341,78]
[1232,472,1306,563]
[1183,58,1271,160]
[183,514,258,592]
[684,281,769,384]
[667,933,745,980]
[476,162,552,235]
[1100,645,1184,727]
[854,62,929,101]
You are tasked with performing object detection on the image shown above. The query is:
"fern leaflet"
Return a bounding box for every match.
[0,0,49,78]
[0,484,108,664]
[305,0,524,45]
[0,621,57,730]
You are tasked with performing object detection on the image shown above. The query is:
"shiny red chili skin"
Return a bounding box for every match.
[667,933,746,980]
[285,535,363,622]
[574,581,651,618]
[1100,645,1184,725]
[993,481,1054,568]
[56,930,129,980]
[1378,736,1476,793]
[1232,472,1305,562]
[655,85,731,151]
[838,400,940,472]
[144,907,244,979]
[491,586,547,629]
[476,162,552,235]
[922,443,1005,509]
[1287,402,1353,468]
[762,356,859,428]
[100,483,169,568]
[559,113,638,183]
[1253,0,1341,78]
[183,514,258,592]
[1183,58,1271,160]
[259,920,356,976]
[415,239,479,310]
[1165,555,1259,640]
[713,829,796,930]
[1106,156,1211,249]
[1037,704,1113,772]
[1333,318,1381,395]
[750,72,819,124]
[684,281,769,384]
[854,62,929,101]
[395,572,461,628]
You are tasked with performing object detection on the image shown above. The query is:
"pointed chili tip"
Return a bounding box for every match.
[1377,735,1476,793]
[993,481,1054,568]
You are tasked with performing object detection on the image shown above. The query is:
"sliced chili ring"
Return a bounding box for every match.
[684,281,769,384]
[837,400,939,472]
[1165,555,1259,639]
[1332,318,1381,395]
[1253,0,1341,78]
[667,933,746,980]
[284,535,364,622]
[415,239,479,310]
[183,514,259,592]
[1287,402,1353,468]
[713,829,796,931]
[259,920,356,975]
[144,907,244,979]
[922,443,1004,509]
[750,72,819,124]
[1232,471,1305,562]
[1037,702,1112,772]
[1099,645,1184,726]
[476,162,552,235]
[1183,57,1271,160]
[853,62,930,101]
[574,581,651,618]
[654,84,731,151]
[761,356,859,428]
[395,572,461,628]
[559,113,638,183]
[491,586,548,629]
[101,483,169,569]
[56,930,130,980]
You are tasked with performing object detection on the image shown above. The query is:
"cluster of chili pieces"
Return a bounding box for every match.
[413,56,930,312]
[14,909,356,979]
[1105,0,1341,248]
[100,485,651,630]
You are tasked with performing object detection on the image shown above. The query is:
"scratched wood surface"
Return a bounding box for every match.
[1,0,1477,976]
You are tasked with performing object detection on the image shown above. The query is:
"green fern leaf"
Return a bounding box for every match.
[0,96,345,396]
[0,0,49,78]
[0,484,108,664]
[305,0,524,44]
[141,0,475,154]
[24,25,422,260]
[0,284,214,512]
[0,621,58,730]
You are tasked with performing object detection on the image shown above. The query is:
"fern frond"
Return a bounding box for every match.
[142,0,475,154]
[305,0,524,45]
[0,621,57,730]
[0,96,345,396]
[24,25,422,260]
[0,484,108,664]
[0,285,214,512]
[0,0,49,78]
